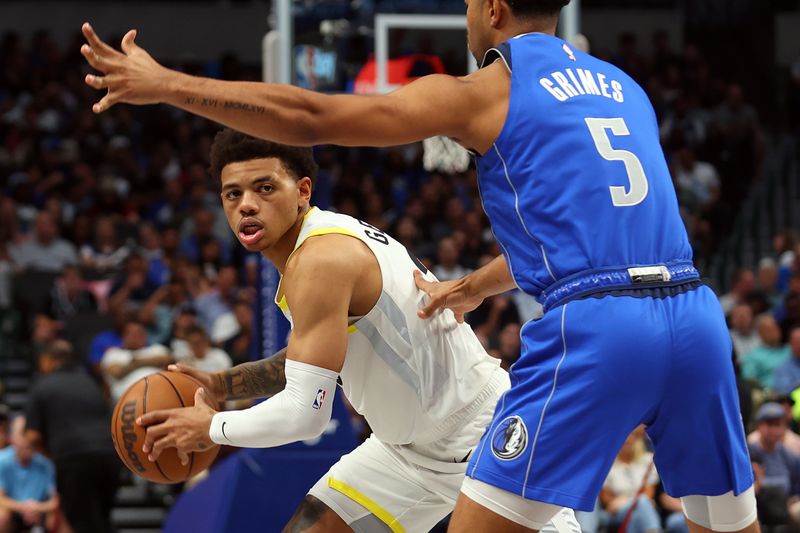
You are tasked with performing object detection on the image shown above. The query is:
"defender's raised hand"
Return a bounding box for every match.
[81,23,177,113]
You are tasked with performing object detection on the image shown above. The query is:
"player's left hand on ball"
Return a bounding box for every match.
[137,388,218,465]
[81,22,176,113]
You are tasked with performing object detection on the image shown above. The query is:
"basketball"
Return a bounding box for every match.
[111,372,220,484]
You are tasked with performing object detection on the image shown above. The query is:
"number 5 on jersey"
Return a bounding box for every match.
[585,117,649,207]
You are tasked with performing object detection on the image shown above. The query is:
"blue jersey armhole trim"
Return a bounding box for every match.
[480,42,512,72]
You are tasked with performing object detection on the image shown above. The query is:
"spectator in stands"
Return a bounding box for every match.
[672,146,720,214]
[469,293,520,346]
[742,314,790,389]
[48,265,97,321]
[730,303,761,363]
[0,407,9,452]
[749,393,800,456]
[101,320,171,401]
[87,304,128,374]
[0,419,60,533]
[658,489,688,533]
[432,237,470,282]
[139,278,191,346]
[108,252,159,312]
[79,216,129,274]
[748,402,800,527]
[492,322,521,371]
[0,245,12,313]
[225,299,255,365]
[187,267,239,345]
[25,340,119,533]
[179,209,231,266]
[660,98,707,150]
[779,291,800,343]
[600,426,661,533]
[137,222,169,287]
[719,268,756,316]
[8,211,77,273]
[774,328,800,395]
[756,257,783,311]
[31,315,61,357]
[173,325,232,374]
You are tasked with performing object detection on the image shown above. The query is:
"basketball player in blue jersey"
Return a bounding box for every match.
[81,1,759,531]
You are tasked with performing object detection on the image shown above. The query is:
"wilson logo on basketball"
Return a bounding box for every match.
[312,389,326,410]
[121,400,146,473]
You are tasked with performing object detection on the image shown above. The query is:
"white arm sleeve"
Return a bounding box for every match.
[208,359,338,448]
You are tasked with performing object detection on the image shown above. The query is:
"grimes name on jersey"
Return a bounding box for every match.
[539,69,624,103]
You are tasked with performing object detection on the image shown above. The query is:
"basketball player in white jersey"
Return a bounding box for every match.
[137,130,579,533]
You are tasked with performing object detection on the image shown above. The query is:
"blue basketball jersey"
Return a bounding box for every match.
[476,33,692,297]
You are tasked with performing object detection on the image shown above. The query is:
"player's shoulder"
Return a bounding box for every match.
[285,233,371,284]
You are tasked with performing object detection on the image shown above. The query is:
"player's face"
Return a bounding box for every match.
[465,0,492,63]
[220,157,312,253]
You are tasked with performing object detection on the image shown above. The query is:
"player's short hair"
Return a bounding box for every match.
[507,0,571,17]
[210,128,319,183]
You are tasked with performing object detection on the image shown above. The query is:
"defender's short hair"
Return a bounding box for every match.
[507,0,571,17]
[210,129,319,183]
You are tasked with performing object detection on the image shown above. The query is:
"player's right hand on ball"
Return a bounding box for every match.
[168,363,226,403]
[81,22,176,113]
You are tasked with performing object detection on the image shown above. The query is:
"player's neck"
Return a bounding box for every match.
[500,17,557,42]
[261,206,312,274]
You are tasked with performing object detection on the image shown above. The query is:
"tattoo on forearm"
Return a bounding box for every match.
[184,96,266,114]
[222,349,287,400]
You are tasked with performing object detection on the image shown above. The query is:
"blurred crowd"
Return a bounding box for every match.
[0,23,792,533]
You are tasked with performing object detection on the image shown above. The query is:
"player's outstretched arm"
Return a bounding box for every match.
[416,254,516,320]
[81,23,508,153]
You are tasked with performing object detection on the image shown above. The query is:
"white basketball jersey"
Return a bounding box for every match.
[276,207,506,445]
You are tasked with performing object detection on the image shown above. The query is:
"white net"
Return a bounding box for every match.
[422,136,472,174]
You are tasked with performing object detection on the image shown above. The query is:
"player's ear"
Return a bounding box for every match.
[488,0,504,27]
[296,176,313,205]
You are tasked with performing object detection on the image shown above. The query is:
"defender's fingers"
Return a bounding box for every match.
[93,93,117,114]
[84,73,106,89]
[413,270,431,294]
[120,29,138,55]
[81,44,113,72]
[81,22,119,56]
[417,296,443,320]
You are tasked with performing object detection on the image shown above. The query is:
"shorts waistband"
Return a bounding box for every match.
[540,261,700,313]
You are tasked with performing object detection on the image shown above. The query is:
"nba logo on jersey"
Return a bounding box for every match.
[491,416,528,460]
[312,389,326,410]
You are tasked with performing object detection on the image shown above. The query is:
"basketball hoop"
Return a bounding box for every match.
[422,136,472,174]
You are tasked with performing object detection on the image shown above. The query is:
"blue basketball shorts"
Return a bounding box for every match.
[466,285,754,512]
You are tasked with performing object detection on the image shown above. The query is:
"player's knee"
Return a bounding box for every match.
[681,487,758,532]
[283,495,347,533]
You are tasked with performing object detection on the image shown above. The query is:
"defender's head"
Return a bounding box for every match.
[210,129,318,253]
[465,0,570,63]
